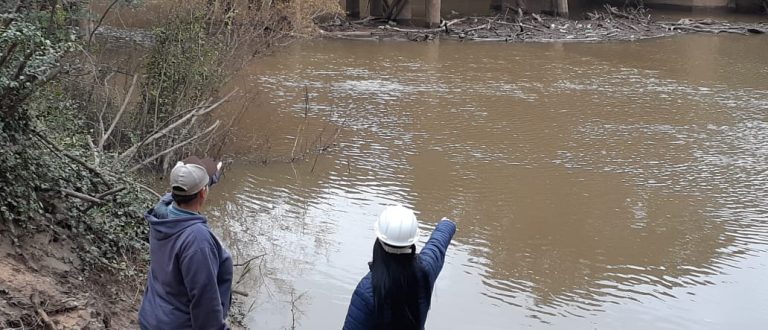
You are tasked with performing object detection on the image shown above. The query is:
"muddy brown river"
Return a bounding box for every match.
[197,34,768,329]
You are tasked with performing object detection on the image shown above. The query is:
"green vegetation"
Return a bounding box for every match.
[1,3,148,280]
[1,0,340,326]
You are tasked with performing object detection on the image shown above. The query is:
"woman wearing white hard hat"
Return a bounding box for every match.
[343,205,457,330]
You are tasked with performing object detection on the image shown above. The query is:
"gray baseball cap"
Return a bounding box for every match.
[170,162,210,196]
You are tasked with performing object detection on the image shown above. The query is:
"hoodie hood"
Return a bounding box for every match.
[145,193,208,241]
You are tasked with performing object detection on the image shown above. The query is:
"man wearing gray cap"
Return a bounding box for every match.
[139,157,233,330]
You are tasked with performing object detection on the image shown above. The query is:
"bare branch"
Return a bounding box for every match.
[95,186,126,199]
[88,0,121,45]
[119,89,237,160]
[134,182,162,198]
[128,120,221,172]
[60,188,103,204]
[233,253,267,267]
[31,130,109,182]
[232,289,249,297]
[32,132,162,199]
[97,72,116,153]
[99,74,138,151]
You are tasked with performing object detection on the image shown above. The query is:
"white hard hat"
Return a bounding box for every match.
[374,205,419,247]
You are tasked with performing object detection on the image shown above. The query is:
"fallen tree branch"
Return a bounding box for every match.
[128,120,221,172]
[462,21,493,33]
[95,186,126,199]
[31,130,109,183]
[82,186,127,213]
[662,24,750,35]
[233,253,267,267]
[381,25,442,33]
[605,4,634,20]
[32,129,162,199]
[134,182,162,198]
[232,289,249,297]
[378,18,465,34]
[350,16,378,24]
[44,299,85,316]
[60,188,103,204]
[531,13,545,27]
[127,101,208,150]
[444,18,467,26]
[119,89,237,160]
[469,37,512,41]
[319,30,374,37]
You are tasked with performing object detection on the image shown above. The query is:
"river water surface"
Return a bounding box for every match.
[202,35,768,329]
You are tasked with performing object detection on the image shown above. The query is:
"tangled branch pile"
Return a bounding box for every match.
[320,4,766,42]
[660,18,767,35]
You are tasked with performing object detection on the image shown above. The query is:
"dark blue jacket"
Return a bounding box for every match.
[343,219,457,330]
[139,193,233,330]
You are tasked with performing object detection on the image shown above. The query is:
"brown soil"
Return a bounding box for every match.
[0,230,139,329]
[319,8,767,42]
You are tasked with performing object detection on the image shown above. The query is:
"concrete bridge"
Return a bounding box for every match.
[343,0,766,27]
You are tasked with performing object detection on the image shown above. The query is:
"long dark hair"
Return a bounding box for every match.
[371,239,424,330]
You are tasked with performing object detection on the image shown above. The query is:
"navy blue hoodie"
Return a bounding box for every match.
[139,193,233,330]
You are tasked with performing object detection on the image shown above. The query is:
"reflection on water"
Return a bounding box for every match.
[203,35,768,329]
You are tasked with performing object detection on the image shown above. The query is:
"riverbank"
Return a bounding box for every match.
[0,0,341,328]
[0,230,142,328]
[320,6,767,42]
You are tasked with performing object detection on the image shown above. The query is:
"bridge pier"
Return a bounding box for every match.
[426,0,441,28]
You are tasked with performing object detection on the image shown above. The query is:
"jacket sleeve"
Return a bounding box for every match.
[342,275,375,330]
[419,219,457,286]
[179,230,229,330]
